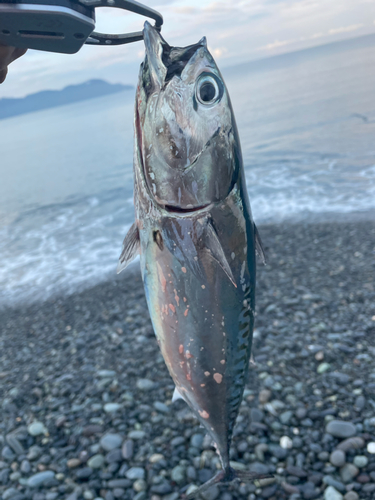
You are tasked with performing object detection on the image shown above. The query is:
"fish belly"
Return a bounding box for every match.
[138,191,256,455]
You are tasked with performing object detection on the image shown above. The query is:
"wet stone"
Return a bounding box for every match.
[330,450,346,467]
[136,379,155,390]
[27,422,47,437]
[27,471,55,487]
[340,464,359,483]
[324,486,343,500]
[87,454,105,469]
[2,446,15,461]
[326,421,356,439]
[75,467,93,479]
[121,439,134,459]
[153,401,170,413]
[6,435,24,455]
[171,465,185,485]
[3,488,19,500]
[323,476,346,492]
[125,467,145,480]
[344,492,359,500]
[353,455,368,468]
[105,449,123,463]
[20,460,31,474]
[190,434,204,449]
[100,434,123,452]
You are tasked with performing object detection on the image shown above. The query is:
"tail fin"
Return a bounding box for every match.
[185,467,273,499]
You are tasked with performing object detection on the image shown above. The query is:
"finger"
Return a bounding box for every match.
[0,67,8,84]
[10,47,28,64]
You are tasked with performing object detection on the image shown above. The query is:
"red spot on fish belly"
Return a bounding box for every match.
[169,304,176,313]
[184,309,188,317]
[186,373,191,381]
[174,289,180,306]
[214,373,223,384]
[204,371,210,377]
[199,410,209,419]
[156,262,167,293]
[179,344,184,354]
[181,267,187,273]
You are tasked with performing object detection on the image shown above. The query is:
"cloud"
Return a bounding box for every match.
[258,39,294,51]
[3,0,375,98]
[328,24,364,35]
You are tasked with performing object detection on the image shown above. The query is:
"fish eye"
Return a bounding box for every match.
[196,74,221,106]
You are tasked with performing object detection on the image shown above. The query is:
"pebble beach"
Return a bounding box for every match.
[1,219,375,500]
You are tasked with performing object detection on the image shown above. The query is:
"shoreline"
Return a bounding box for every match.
[1,214,375,313]
[0,219,375,500]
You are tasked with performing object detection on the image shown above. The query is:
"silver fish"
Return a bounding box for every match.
[118,21,267,497]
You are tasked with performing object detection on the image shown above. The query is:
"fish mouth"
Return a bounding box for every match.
[143,21,207,88]
[164,203,211,215]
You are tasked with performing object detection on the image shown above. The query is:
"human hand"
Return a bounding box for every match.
[0,43,27,83]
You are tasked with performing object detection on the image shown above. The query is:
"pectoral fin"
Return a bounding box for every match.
[203,221,236,287]
[254,223,266,265]
[161,217,236,287]
[117,222,140,274]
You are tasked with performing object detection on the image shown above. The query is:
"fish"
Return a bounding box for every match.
[118,21,268,497]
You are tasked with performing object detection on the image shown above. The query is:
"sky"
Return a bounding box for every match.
[2,0,375,98]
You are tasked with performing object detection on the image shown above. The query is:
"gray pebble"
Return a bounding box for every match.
[2,446,15,461]
[133,493,147,500]
[27,446,42,461]
[75,467,93,479]
[87,454,105,469]
[136,378,155,390]
[112,488,124,498]
[326,421,356,439]
[27,471,55,488]
[6,435,24,455]
[200,486,220,500]
[337,437,364,452]
[190,434,204,449]
[103,403,121,413]
[171,465,185,485]
[105,449,123,463]
[3,487,19,500]
[324,485,343,500]
[107,479,132,488]
[344,492,359,500]
[27,422,47,437]
[128,430,146,440]
[323,476,346,492]
[153,401,170,413]
[45,494,59,500]
[353,455,368,468]
[20,460,31,474]
[100,434,123,452]
[121,440,134,459]
[340,464,359,483]
[330,450,346,467]
[280,410,293,424]
[171,436,185,447]
[125,467,145,480]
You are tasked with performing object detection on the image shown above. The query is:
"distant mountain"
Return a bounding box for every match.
[0,79,133,120]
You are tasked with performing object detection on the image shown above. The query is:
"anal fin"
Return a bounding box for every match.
[117,222,140,274]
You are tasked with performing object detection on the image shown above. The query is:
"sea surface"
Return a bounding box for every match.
[1,35,375,307]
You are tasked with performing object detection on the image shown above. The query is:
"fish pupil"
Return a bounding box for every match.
[200,82,216,102]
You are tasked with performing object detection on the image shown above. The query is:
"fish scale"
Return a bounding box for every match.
[117,21,269,497]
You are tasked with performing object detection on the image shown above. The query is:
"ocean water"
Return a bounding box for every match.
[1,35,375,307]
